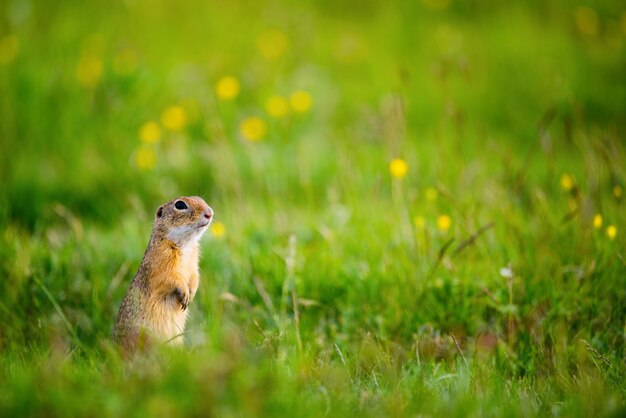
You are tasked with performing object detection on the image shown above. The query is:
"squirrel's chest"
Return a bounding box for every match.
[175,246,199,278]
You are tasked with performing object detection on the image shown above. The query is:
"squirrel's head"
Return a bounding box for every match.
[153,196,213,247]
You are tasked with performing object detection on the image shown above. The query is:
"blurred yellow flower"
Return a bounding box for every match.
[290,91,312,113]
[240,117,267,142]
[0,35,19,64]
[573,6,599,37]
[437,214,451,232]
[265,96,289,118]
[425,187,438,201]
[422,0,451,10]
[389,158,408,179]
[434,277,444,288]
[414,216,426,229]
[161,106,187,131]
[215,76,240,101]
[135,146,156,171]
[614,185,623,198]
[560,173,574,191]
[606,225,617,240]
[593,214,603,229]
[211,221,226,239]
[139,122,161,144]
[113,48,138,75]
[76,55,103,88]
[257,29,289,60]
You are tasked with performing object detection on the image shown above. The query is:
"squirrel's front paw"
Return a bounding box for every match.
[173,287,190,311]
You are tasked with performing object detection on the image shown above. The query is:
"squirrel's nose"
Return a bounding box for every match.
[204,208,213,219]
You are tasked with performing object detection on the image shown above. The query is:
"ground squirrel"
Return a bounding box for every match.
[113,196,213,352]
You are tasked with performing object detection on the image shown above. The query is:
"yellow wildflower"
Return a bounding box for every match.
[265,96,289,118]
[76,55,103,88]
[389,158,408,179]
[161,106,187,131]
[614,185,623,198]
[211,221,226,239]
[573,6,599,37]
[414,216,426,229]
[240,117,267,142]
[215,76,240,101]
[290,91,312,113]
[139,122,161,144]
[425,187,438,201]
[0,35,19,64]
[135,146,156,171]
[437,214,451,232]
[606,225,617,240]
[593,214,603,229]
[257,29,289,60]
[560,173,574,191]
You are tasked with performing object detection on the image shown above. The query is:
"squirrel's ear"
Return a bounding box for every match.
[156,206,163,218]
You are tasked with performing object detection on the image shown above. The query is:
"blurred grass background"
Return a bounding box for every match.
[1,0,625,416]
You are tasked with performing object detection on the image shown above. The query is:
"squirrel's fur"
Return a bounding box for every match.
[113,196,213,352]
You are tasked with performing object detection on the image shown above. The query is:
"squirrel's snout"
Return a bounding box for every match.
[204,208,214,220]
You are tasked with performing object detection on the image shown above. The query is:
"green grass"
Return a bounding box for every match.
[1,0,625,416]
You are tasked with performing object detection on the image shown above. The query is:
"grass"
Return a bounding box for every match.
[1,0,625,416]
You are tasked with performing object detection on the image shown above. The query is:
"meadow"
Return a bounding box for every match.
[1,0,625,416]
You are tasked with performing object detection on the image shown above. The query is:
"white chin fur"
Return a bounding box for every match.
[167,221,210,247]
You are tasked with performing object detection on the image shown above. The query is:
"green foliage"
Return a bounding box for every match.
[1,0,625,416]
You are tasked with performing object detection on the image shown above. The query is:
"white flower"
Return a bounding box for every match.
[499,265,513,279]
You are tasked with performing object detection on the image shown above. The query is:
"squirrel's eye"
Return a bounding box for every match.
[174,201,188,210]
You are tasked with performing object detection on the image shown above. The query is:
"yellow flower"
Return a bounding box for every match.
[139,122,161,144]
[414,216,426,229]
[573,6,599,37]
[76,55,103,88]
[215,76,240,101]
[211,221,226,239]
[113,48,138,75]
[593,214,603,229]
[240,117,267,142]
[161,106,187,131]
[135,146,156,171]
[560,173,574,191]
[425,187,438,201]
[606,225,617,240]
[265,96,289,118]
[256,29,289,60]
[614,185,623,198]
[437,214,451,232]
[0,35,19,64]
[389,158,408,179]
[289,91,312,113]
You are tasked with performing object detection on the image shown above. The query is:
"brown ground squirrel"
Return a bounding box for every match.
[113,196,213,352]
